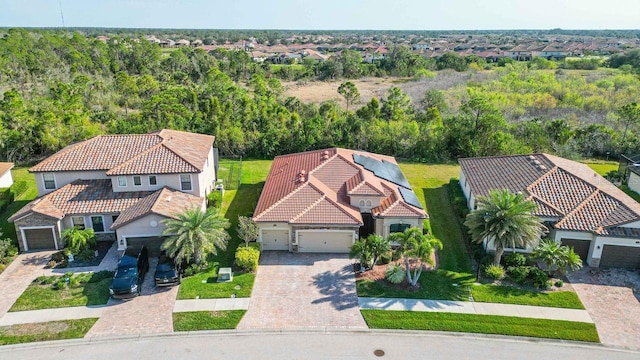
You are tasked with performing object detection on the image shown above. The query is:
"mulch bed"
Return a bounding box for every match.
[64,241,114,268]
[354,258,436,292]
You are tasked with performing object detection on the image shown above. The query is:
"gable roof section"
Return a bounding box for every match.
[0,162,14,176]
[9,180,153,222]
[30,130,214,174]
[253,148,427,226]
[111,187,204,229]
[459,153,640,234]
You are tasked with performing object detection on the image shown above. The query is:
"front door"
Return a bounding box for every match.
[359,213,374,238]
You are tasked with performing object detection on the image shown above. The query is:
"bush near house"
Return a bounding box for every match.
[235,243,260,272]
[207,190,223,209]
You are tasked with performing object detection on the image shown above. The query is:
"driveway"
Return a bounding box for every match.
[86,258,179,337]
[0,251,55,317]
[568,267,640,348]
[237,252,367,329]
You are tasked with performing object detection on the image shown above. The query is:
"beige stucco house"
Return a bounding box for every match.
[253,148,427,253]
[0,162,14,188]
[9,130,216,255]
[459,153,640,269]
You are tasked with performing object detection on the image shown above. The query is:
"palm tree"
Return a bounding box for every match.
[62,227,95,253]
[465,189,543,266]
[389,227,443,287]
[161,207,230,265]
[349,235,390,270]
[532,239,583,276]
[558,246,583,275]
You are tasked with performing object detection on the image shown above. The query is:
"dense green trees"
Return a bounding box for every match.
[1,29,640,164]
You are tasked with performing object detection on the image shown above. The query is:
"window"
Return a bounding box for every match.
[149,175,157,186]
[43,173,56,190]
[359,200,365,207]
[133,176,142,186]
[117,176,127,187]
[390,223,410,233]
[91,216,105,232]
[112,215,119,224]
[366,200,372,207]
[71,216,85,230]
[180,174,192,191]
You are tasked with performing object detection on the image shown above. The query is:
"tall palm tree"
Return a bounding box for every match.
[465,189,543,266]
[161,207,230,265]
[389,227,443,287]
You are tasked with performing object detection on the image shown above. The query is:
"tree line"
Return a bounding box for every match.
[1,29,639,164]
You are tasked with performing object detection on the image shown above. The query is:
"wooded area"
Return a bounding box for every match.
[1,29,639,163]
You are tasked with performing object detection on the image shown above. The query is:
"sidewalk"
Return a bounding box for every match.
[359,297,594,323]
[0,306,106,326]
[173,298,250,312]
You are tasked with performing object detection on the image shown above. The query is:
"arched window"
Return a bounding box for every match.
[359,200,365,207]
[366,200,372,207]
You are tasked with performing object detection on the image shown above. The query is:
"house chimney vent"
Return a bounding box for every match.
[321,150,330,161]
[297,170,306,183]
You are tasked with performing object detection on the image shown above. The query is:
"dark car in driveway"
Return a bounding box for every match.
[155,251,182,286]
[109,246,149,299]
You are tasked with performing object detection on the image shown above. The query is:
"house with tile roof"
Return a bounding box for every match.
[253,148,427,253]
[459,153,640,269]
[0,162,14,188]
[9,130,217,255]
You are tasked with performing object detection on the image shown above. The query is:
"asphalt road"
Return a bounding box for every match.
[1,330,638,360]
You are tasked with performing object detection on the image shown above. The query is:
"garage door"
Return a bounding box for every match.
[24,228,56,250]
[261,230,289,251]
[561,238,591,262]
[297,231,354,253]
[600,245,640,269]
[125,236,166,257]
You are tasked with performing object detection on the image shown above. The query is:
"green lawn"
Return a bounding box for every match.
[9,271,112,312]
[471,284,585,309]
[583,160,618,176]
[398,163,471,273]
[172,310,246,331]
[361,310,599,342]
[0,318,98,345]
[0,167,38,244]
[179,159,272,298]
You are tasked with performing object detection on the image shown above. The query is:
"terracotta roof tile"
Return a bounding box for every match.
[254,148,427,226]
[111,187,204,229]
[459,153,640,234]
[30,130,214,174]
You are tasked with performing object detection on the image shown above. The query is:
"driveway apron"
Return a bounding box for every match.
[568,267,640,349]
[0,251,55,317]
[86,258,178,337]
[237,252,367,329]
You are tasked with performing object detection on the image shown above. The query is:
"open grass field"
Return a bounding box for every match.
[361,310,599,342]
[172,310,246,331]
[282,78,396,109]
[0,318,98,345]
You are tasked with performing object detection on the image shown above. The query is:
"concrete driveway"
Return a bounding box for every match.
[86,258,179,337]
[0,251,55,317]
[568,267,640,349]
[237,252,367,329]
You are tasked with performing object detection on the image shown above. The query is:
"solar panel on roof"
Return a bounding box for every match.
[399,187,423,209]
[353,154,412,189]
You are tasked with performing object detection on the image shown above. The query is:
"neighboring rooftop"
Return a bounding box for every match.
[254,148,427,225]
[29,129,215,174]
[0,162,14,176]
[459,153,640,235]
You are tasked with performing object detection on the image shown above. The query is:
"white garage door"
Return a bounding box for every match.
[297,231,354,253]
[261,229,290,251]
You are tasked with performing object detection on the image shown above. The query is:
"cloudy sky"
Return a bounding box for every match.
[1,0,639,30]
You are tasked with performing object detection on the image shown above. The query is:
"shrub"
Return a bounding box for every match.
[77,248,96,262]
[554,280,564,287]
[507,266,531,285]
[46,260,57,268]
[385,264,406,284]
[207,191,223,209]
[503,252,527,268]
[235,246,260,272]
[51,251,66,263]
[68,277,80,288]
[484,264,506,280]
[41,276,57,285]
[53,278,68,290]
[379,251,393,265]
[528,267,550,289]
[183,263,200,277]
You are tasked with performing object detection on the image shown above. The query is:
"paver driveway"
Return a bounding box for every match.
[237,252,367,329]
[0,251,55,317]
[568,267,640,349]
[86,258,179,337]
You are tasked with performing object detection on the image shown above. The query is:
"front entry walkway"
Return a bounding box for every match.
[237,252,367,329]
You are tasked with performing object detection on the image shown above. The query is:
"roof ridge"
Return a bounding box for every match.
[308,152,339,175]
[526,165,557,192]
[528,193,564,216]
[105,142,164,175]
[160,140,204,171]
[290,194,328,223]
[554,190,601,229]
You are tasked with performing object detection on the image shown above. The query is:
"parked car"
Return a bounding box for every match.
[109,246,149,299]
[155,251,182,286]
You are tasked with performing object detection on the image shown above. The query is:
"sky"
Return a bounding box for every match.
[1,0,639,30]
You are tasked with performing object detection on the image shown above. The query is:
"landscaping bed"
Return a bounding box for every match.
[361,310,599,342]
[50,241,114,269]
[9,271,113,312]
[173,310,246,331]
[0,318,98,345]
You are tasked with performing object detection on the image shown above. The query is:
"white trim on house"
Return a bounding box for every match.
[117,176,127,187]
[71,215,87,230]
[180,174,192,191]
[20,225,59,251]
[90,215,106,233]
[133,175,142,187]
[42,173,57,190]
[148,175,157,186]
